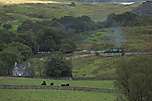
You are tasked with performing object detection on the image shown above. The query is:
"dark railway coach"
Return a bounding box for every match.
[103,48,125,56]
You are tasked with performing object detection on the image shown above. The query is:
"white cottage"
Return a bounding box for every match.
[12,62,32,77]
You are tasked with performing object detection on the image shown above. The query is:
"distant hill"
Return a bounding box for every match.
[133,1,152,16]
[0,0,69,5]
[77,0,145,2]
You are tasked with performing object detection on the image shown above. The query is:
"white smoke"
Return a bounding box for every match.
[104,27,126,48]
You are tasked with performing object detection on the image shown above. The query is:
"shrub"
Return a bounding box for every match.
[115,56,152,101]
[44,53,72,78]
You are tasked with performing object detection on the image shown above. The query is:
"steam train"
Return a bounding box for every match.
[103,48,125,56]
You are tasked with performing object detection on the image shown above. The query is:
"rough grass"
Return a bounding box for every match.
[123,26,152,51]
[0,89,115,101]
[83,26,152,51]
[72,55,152,80]
[0,77,114,88]
[0,2,139,23]
[0,1,140,38]
[72,56,119,79]
[29,54,152,80]
[29,55,121,80]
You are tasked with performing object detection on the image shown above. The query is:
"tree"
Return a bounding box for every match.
[0,49,22,75]
[0,42,32,76]
[3,23,12,30]
[36,29,58,52]
[103,12,152,27]
[17,20,42,33]
[0,43,7,51]
[29,58,45,77]
[51,16,96,32]
[44,53,72,78]
[7,42,32,61]
[0,29,16,44]
[17,32,38,53]
[115,56,152,101]
[69,2,76,6]
[60,40,76,53]
[0,59,6,75]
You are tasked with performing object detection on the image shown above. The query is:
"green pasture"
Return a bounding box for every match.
[0,89,115,101]
[0,77,114,88]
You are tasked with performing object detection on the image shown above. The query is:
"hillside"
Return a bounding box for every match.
[0,2,139,24]
[0,1,152,101]
[133,1,152,16]
[76,0,145,2]
[0,0,152,79]
[0,0,66,5]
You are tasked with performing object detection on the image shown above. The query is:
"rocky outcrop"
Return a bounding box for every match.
[133,1,152,16]
[77,0,144,2]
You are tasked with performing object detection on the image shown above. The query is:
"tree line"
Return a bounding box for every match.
[102,12,152,27]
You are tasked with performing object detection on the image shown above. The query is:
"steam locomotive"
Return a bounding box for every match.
[103,48,125,56]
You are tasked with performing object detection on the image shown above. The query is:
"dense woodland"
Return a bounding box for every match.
[0,16,97,77]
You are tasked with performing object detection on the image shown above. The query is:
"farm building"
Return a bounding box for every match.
[12,62,33,77]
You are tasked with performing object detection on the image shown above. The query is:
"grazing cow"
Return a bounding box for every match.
[50,83,54,86]
[61,84,66,86]
[66,84,69,86]
[41,81,47,85]
[61,84,69,87]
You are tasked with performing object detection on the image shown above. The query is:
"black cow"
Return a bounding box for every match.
[50,83,54,86]
[61,83,70,87]
[41,81,47,85]
[66,84,69,86]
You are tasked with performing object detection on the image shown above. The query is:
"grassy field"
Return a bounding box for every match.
[0,77,115,101]
[0,89,115,101]
[0,77,114,88]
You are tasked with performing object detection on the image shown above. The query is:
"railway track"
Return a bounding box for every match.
[99,52,152,57]
[66,52,152,60]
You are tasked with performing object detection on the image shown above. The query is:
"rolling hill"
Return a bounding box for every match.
[0,0,151,79]
[0,0,70,5]
[76,0,145,2]
[133,1,152,16]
